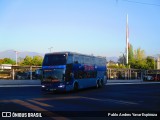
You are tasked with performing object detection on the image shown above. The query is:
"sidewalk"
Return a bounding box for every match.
[0,79,41,87]
[106,79,160,85]
[107,79,143,83]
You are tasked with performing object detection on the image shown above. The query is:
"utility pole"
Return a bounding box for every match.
[126,14,129,65]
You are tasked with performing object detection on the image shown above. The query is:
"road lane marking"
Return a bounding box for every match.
[11,99,69,120]
[33,95,138,105]
[33,96,81,101]
[28,100,53,107]
[80,96,138,105]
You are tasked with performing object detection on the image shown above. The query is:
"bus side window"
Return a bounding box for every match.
[78,70,82,79]
[65,64,73,81]
[74,71,78,79]
[94,71,97,78]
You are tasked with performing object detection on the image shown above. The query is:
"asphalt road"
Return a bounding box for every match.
[0,83,160,120]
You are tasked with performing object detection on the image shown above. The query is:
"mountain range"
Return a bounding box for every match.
[0,49,118,62]
[106,57,118,62]
[0,50,44,60]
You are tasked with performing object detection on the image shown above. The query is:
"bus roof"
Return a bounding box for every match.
[45,51,106,59]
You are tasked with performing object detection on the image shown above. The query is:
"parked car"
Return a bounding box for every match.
[143,75,153,81]
[35,68,43,79]
[16,72,28,80]
[27,71,37,79]
[153,75,160,81]
[16,71,37,80]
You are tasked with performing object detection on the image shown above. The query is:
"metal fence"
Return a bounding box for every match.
[107,68,160,81]
[0,66,42,80]
[107,68,143,80]
[1,66,160,81]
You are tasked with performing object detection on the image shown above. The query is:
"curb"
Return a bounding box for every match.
[0,85,41,87]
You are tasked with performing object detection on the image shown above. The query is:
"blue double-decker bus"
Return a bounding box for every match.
[41,52,107,92]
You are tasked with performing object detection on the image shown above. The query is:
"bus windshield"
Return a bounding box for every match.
[43,69,65,82]
[43,54,67,66]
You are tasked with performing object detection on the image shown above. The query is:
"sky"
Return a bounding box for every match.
[0,0,160,58]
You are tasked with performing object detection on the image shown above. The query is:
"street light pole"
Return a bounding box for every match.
[14,51,18,66]
[48,47,53,53]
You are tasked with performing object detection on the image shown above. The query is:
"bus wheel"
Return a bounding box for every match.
[96,80,100,88]
[74,83,79,92]
[100,80,104,87]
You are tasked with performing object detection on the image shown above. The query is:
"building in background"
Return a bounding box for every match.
[0,64,12,70]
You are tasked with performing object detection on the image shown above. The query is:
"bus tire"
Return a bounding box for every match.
[96,80,100,88]
[73,82,79,92]
[100,79,104,87]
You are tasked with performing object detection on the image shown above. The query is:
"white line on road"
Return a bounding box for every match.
[33,96,138,106]
[80,96,138,105]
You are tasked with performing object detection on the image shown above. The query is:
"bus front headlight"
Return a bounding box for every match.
[58,83,65,88]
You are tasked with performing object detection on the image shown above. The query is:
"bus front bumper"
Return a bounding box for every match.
[41,85,66,92]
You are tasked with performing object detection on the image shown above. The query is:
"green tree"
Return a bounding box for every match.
[21,56,32,65]
[129,47,148,69]
[20,56,43,66]
[18,57,24,65]
[134,48,145,60]
[1,58,15,65]
[0,59,4,64]
[146,56,154,69]
[128,44,134,62]
[32,56,43,66]
[119,44,155,69]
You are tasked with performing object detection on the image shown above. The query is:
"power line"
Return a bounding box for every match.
[121,0,160,7]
